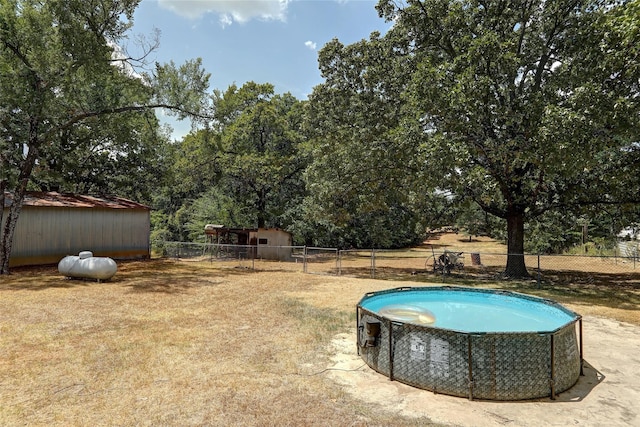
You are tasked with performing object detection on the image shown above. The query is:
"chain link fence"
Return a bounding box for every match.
[339,249,640,287]
[303,247,339,275]
[155,241,640,287]
[158,242,306,272]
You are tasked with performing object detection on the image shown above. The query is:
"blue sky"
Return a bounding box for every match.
[129,0,393,139]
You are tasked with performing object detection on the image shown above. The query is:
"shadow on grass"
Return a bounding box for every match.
[124,280,194,294]
[4,259,640,314]
[1,258,285,294]
[337,265,640,313]
[492,270,640,312]
[0,265,90,291]
[0,259,236,293]
[1,278,88,291]
[116,260,234,294]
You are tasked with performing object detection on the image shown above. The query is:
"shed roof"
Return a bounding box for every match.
[204,226,291,235]
[3,192,150,210]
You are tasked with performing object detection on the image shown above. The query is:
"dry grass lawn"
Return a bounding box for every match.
[1,261,441,426]
[1,234,638,426]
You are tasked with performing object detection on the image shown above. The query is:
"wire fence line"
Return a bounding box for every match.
[618,241,640,259]
[157,241,640,287]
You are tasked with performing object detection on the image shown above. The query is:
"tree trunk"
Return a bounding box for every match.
[0,180,5,237]
[0,128,40,274]
[1,191,26,274]
[256,189,266,229]
[504,210,529,278]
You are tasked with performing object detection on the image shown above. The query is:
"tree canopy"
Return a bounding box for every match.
[2,0,638,272]
[304,0,639,275]
[0,0,211,272]
[159,82,307,241]
[303,34,444,248]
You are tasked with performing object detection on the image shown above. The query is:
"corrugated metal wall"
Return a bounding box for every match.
[3,206,150,267]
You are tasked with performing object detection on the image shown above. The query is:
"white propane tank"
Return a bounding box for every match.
[58,252,117,281]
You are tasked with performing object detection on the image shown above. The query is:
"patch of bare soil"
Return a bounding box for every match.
[420,232,507,252]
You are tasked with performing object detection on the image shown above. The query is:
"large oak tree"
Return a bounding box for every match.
[309,0,638,275]
[212,82,307,230]
[381,0,639,277]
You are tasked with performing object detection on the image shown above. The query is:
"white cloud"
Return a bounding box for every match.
[304,40,317,50]
[219,14,233,28]
[158,0,290,25]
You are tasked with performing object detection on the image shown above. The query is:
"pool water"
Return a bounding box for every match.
[360,289,576,333]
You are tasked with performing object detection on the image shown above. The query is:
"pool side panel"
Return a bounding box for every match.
[357,287,582,401]
[392,323,470,398]
[553,322,582,394]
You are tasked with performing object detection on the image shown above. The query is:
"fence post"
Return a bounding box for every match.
[537,253,541,289]
[338,250,342,276]
[303,246,307,273]
[371,248,376,278]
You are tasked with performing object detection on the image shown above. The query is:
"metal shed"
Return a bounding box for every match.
[2,192,150,267]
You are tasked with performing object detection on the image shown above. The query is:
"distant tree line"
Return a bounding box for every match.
[2,0,638,277]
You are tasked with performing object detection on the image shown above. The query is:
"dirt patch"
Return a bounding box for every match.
[327,316,640,427]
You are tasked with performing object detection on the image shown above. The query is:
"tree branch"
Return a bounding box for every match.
[51,103,212,139]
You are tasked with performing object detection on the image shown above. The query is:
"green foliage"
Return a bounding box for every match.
[523,211,582,254]
[177,188,254,242]
[153,82,308,242]
[151,59,212,123]
[30,110,171,203]
[0,0,211,272]
[304,34,432,248]
[366,0,640,274]
[3,0,636,263]
[213,83,308,229]
[455,200,503,239]
[564,239,617,257]
[168,129,222,199]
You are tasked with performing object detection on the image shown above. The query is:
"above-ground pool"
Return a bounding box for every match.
[357,287,583,401]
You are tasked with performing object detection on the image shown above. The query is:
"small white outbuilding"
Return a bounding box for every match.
[204,225,293,261]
